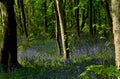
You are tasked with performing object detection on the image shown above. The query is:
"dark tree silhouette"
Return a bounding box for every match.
[89,0,93,37]
[0,0,20,72]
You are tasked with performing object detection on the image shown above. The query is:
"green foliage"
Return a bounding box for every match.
[14,0,112,40]
[98,24,110,39]
[79,65,120,78]
[0,0,114,78]
[67,33,75,51]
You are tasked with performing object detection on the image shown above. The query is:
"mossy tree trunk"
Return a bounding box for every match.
[0,0,19,72]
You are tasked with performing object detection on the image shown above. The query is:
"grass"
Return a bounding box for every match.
[0,36,116,79]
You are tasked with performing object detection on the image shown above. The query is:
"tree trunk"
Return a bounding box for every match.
[20,0,28,38]
[17,0,28,50]
[89,0,93,38]
[0,0,20,72]
[17,0,28,38]
[81,8,88,31]
[102,0,113,33]
[17,0,23,34]
[74,0,80,40]
[56,0,69,59]
[53,1,62,56]
[69,0,74,30]
[43,0,48,32]
[93,9,96,35]
[112,0,120,79]
[98,9,101,31]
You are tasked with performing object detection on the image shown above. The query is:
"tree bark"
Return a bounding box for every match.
[0,0,20,72]
[56,0,69,59]
[112,1,120,79]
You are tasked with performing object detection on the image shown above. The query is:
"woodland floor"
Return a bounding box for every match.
[0,36,116,79]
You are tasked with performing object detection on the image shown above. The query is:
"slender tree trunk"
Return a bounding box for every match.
[81,8,88,31]
[62,0,69,59]
[93,9,96,35]
[53,1,62,56]
[17,0,23,34]
[89,0,93,37]
[56,0,69,59]
[20,0,28,37]
[112,1,120,79]
[98,9,101,32]
[70,0,74,29]
[102,0,113,33]
[74,0,80,40]
[0,0,20,72]
[24,5,29,32]
[17,0,28,38]
[17,0,28,50]
[43,0,48,32]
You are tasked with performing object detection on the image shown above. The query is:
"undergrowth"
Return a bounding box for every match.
[0,37,116,79]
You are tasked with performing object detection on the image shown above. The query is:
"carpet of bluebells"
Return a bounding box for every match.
[0,37,115,79]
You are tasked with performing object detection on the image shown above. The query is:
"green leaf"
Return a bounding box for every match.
[73,7,78,10]
[86,65,103,74]
[79,70,89,77]
[114,71,120,77]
